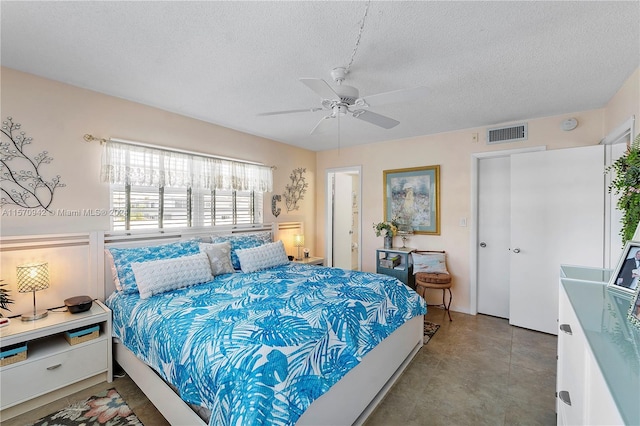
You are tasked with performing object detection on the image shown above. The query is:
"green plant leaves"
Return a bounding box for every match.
[606,134,640,243]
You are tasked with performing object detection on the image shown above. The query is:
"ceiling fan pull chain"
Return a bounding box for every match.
[345,0,371,74]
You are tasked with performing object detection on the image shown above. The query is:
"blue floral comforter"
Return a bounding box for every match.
[106,263,426,426]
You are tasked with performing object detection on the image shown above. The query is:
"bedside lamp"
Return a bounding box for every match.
[17,262,50,321]
[397,224,414,248]
[293,234,305,260]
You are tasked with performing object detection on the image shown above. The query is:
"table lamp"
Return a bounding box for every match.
[397,224,414,248]
[293,234,305,260]
[17,262,50,321]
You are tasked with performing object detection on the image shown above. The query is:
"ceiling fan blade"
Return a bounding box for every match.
[310,115,333,135]
[352,110,400,129]
[358,86,429,107]
[300,78,340,101]
[258,107,322,116]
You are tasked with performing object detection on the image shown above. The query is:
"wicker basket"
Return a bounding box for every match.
[64,325,100,346]
[0,346,27,366]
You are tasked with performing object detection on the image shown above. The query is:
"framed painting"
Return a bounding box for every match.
[383,165,440,235]
[608,241,640,295]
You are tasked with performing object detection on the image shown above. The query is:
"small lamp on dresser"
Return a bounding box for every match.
[17,261,50,321]
[293,234,305,261]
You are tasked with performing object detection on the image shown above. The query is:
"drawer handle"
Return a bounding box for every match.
[559,324,572,335]
[558,390,571,406]
[46,364,62,371]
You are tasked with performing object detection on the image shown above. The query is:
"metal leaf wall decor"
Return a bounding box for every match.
[0,116,65,212]
[272,194,281,217]
[283,167,308,212]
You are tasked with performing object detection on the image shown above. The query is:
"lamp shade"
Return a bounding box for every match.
[17,262,50,293]
[293,235,305,261]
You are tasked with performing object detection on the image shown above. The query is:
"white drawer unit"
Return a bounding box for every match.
[0,300,112,419]
[558,274,638,426]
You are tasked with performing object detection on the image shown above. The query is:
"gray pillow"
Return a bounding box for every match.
[199,241,235,276]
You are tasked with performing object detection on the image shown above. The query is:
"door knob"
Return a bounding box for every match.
[480,242,487,248]
[512,248,521,253]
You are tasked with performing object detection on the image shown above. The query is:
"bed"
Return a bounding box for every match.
[103,228,425,425]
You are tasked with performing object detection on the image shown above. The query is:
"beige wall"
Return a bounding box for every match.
[0,67,317,257]
[316,66,640,313]
[604,67,640,136]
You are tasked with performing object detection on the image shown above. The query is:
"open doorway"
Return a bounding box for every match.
[326,166,361,270]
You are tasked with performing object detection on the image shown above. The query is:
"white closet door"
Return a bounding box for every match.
[510,145,604,334]
[477,156,511,318]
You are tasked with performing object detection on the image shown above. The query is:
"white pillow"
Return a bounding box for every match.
[199,242,235,276]
[236,240,289,273]
[131,253,214,299]
[412,252,449,275]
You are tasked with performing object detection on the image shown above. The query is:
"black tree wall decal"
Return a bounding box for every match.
[0,117,65,212]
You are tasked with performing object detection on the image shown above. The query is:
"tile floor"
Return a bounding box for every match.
[2,308,557,426]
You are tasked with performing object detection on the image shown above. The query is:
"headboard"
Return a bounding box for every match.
[0,222,307,315]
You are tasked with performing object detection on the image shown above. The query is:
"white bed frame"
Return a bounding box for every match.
[102,224,424,425]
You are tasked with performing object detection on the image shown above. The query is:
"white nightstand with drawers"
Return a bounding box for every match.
[0,299,112,420]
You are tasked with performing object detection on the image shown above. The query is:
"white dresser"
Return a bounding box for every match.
[0,300,113,420]
[558,266,640,425]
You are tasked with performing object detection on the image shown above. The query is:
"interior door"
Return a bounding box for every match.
[326,167,362,270]
[509,145,604,335]
[333,172,353,269]
[477,156,511,318]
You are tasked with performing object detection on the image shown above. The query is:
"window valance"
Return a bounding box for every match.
[101,141,273,192]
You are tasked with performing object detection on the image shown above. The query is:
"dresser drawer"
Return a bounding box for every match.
[0,338,108,408]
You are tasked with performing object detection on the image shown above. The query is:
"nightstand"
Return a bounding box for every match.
[293,256,324,266]
[376,247,415,289]
[0,300,113,420]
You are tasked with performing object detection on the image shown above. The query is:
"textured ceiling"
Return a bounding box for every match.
[1,1,639,151]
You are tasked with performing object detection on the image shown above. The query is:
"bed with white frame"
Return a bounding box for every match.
[101,223,424,426]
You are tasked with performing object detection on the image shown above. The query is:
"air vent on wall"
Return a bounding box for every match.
[486,123,528,145]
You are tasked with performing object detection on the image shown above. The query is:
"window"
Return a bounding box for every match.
[103,141,271,231]
[110,185,262,231]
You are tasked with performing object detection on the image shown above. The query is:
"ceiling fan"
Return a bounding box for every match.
[259,67,429,135]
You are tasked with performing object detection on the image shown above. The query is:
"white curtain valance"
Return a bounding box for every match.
[101,141,273,192]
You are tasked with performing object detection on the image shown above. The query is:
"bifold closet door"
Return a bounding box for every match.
[509,145,604,335]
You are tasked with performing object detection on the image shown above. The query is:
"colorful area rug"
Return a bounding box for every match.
[30,388,143,426]
[424,319,440,344]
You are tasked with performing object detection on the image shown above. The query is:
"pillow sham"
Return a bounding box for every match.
[236,240,289,273]
[199,241,235,276]
[106,239,201,294]
[211,231,272,270]
[131,252,214,299]
[412,252,449,275]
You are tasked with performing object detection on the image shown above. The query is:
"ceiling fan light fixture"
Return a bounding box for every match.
[334,105,348,116]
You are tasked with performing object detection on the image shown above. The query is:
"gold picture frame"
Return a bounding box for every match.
[383,165,440,235]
